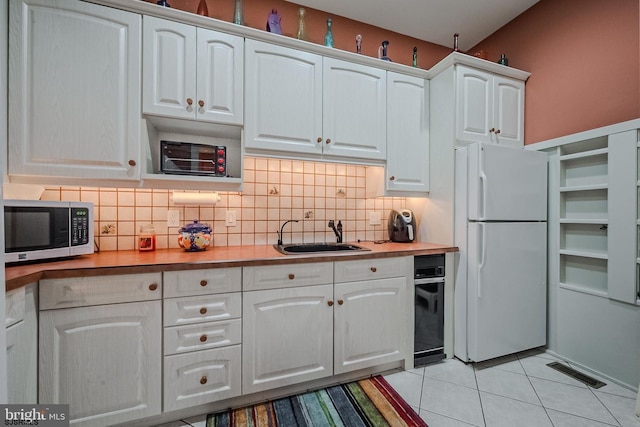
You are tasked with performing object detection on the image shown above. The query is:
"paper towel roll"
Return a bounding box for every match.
[172,191,220,205]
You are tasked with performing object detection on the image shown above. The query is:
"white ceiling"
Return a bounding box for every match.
[285,0,540,51]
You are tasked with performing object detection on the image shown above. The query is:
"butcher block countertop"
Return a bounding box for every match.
[5,241,458,291]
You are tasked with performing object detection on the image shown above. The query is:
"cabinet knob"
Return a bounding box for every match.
[337,299,344,305]
[198,100,205,108]
[370,267,377,273]
[389,176,395,181]
[495,129,501,135]
[288,274,295,280]
[489,127,495,133]
[317,137,322,143]
[200,280,208,287]
[325,138,331,144]
[148,283,158,291]
[200,376,208,385]
[186,98,193,106]
[200,334,208,343]
[200,307,207,315]
[327,300,334,307]
[128,160,136,167]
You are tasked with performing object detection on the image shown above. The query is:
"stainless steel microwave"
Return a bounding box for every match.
[4,200,94,263]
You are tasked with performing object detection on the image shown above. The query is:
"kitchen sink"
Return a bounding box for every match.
[273,242,371,255]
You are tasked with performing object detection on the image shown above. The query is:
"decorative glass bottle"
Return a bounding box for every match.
[453,33,460,52]
[296,8,307,40]
[234,0,244,25]
[324,18,334,48]
[196,0,208,16]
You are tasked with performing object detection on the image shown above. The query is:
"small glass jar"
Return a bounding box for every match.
[139,224,156,251]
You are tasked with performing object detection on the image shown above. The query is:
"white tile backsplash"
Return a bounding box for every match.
[41,157,406,251]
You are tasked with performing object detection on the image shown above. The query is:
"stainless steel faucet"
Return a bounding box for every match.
[277,220,299,245]
[328,220,343,243]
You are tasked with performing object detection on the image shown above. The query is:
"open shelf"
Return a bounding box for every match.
[560,222,608,258]
[559,189,608,221]
[560,184,608,192]
[141,116,244,191]
[559,151,607,188]
[558,136,608,156]
[559,254,608,295]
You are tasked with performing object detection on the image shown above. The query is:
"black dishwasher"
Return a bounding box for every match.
[414,254,445,366]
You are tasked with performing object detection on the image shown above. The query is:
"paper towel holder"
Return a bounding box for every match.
[172,191,221,206]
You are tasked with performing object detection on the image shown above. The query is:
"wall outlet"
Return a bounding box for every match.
[225,210,237,227]
[369,211,382,226]
[167,210,180,227]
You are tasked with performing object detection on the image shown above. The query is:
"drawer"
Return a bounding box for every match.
[164,293,241,327]
[40,273,162,310]
[164,319,241,355]
[243,262,333,291]
[164,267,241,298]
[164,345,241,412]
[5,287,25,327]
[334,256,410,283]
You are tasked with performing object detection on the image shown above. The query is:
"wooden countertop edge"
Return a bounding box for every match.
[5,242,458,291]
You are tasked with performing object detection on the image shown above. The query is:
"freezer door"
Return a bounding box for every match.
[467,142,548,221]
[467,222,547,362]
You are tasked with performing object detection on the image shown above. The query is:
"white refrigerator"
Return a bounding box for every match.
[454,142,548,362]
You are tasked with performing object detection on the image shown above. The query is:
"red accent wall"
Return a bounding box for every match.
[469,0,639,144]
[149,0,639,145]
[147,0,452,68]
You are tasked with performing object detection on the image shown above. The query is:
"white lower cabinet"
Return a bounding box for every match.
[163,268,242,411]
[242,284,334,394]
[39,301,162,426]
[164,345,242,412]
[334,277,407,374]
[243,258,409,394]
[6,284,37,404]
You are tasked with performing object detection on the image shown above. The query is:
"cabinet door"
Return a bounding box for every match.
[493,75,524,147]
[39,301,161,426]
[142,16,196,120]
[323,58,387,160]
[164,345,241,412]
[245,39,323,155]
[6,284,37,404]
[196,28,243,125]
[455,65,492,145]
[386,72,429,192]
[334,277,407,374]
[242,285,333,394]
[8,0,141,180]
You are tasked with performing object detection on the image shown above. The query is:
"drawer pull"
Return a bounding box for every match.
[148,283,158,291]
[327,300,334,307]
[200,376,207,385]
[186,98,193,106]
[370,267,377,273]
[337,299,344,305]
[317,137,322,143]
[200,334,208,343]
[198,99,205,108]
[288,274,295,280]
[128,159,137,167]
[200,280,208,287]
[200,307,207,315]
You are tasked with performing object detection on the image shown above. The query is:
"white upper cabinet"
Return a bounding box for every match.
[245,39,386,162]
[244,39,323,156]
[322,58,386,160]
[8,0,141,181]
[143,16,243,125]
[456,65,524,147]
[384,72,429,193]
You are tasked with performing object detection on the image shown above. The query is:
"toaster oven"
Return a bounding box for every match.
[161,141,227,177]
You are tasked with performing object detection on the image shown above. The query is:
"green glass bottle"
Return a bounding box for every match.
[324,19,334,48]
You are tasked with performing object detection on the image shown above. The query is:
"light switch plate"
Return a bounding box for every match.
[225,210,237,227]
[369,211,381,226]
[167,210,180,227]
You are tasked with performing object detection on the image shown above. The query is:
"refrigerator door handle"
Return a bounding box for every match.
[477,223,485,298]
[478,148,487,220]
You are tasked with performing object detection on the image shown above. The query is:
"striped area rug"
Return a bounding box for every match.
[207,375,427,427]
